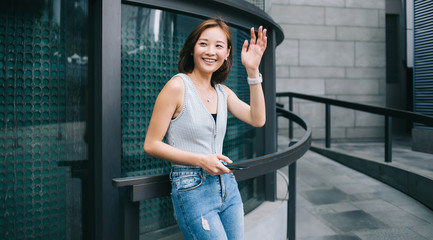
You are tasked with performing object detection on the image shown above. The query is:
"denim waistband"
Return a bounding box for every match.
[169,167,205,180]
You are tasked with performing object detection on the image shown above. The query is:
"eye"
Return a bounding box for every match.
[199,42,207,46]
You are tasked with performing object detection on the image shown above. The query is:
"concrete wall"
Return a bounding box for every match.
[268,0,386,140]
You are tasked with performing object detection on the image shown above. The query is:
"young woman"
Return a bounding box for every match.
[143,18,267,239]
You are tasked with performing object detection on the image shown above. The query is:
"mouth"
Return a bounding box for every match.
[203,58,217,64]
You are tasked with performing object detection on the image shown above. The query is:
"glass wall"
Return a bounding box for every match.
[121,5,265,234]
[0,0,89,239]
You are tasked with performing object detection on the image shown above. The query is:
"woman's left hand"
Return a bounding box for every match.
[241,26,267,76]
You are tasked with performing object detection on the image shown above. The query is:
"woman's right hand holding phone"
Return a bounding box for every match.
[200,154,233,176]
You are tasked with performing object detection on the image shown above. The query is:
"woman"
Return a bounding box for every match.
[143,18,267,239]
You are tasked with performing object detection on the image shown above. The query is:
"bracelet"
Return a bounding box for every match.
[247,74,262,85]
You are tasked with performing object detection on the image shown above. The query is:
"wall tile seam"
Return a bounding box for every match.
[298,39,383,44]
[323,23,382,28]
[324,6,385,11]
[336,26,385,30]
[283,78,343,81]
[342,6,386,10]
[283,1,345,8]
[281,36,385,42]
[278,22,384,29]
[337,39,386,43]
[297,38,300,67]
[280,23,336,27]
[277,77,327,80]
[324,9,382,28]
[275,3,384,10]
[271,3,326,10]
[290,64,356,68]
[335,95,385,100]
[341,77,385,81]
[280,24,385,29]
[335,29,386,42]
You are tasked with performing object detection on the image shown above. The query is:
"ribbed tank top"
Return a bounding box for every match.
[166,73,227,168]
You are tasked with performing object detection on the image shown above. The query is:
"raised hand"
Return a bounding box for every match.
[241,26,267,77]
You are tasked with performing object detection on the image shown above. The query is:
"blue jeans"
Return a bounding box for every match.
[170,168,244,240]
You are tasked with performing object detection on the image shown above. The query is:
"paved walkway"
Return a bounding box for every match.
[278,136,433,240]
[322,138,433,177]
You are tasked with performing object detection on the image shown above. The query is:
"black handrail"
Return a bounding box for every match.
[277,92,433,126]
[277,91,433,162]
[113,107,311,240]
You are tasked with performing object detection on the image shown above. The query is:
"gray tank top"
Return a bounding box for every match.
[166,73,227,168]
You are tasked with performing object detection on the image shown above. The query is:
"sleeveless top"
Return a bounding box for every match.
[166,73,228,168]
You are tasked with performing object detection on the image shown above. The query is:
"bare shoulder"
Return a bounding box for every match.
[220,84,237,100]
[157,76,184,100]
[163,76,184,93]
[220,84,235,96]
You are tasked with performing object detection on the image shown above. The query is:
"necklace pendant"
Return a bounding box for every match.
[207,98,210,102]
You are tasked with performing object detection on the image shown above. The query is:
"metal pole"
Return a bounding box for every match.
[263,29,277,201]
[121,188,139,240]
[289,96,293,140]
[287,161,297,240]
[325,104,331,148]
[385,116,392,162]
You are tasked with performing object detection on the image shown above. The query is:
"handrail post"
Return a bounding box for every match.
[385,116,392,163]
[120,188,139,240]
[287,161,296,240]
[289,96,293,140]
[325,104,331,148]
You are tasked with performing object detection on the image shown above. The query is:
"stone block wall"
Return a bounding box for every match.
[268,0,386,140]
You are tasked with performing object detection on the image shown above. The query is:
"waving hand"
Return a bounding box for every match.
[241,26,267,76]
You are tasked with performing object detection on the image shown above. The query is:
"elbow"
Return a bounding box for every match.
[143,139,153,156]
[252,116,266,128]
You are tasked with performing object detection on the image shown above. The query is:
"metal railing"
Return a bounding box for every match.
[277,92,433,163]
[113,107,311,240]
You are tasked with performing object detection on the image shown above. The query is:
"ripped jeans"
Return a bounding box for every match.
[170,168,244,240]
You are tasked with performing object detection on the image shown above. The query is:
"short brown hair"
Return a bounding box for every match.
[178,18,233,85]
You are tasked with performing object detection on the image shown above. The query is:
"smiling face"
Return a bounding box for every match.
[192,26,230,76]
[178,19,233,84]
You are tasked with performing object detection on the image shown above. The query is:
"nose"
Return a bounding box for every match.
[206,45,216,55]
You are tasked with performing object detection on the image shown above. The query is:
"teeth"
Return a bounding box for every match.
[203,58,216,63]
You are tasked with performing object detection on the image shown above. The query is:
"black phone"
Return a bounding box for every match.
[227,165,249,170]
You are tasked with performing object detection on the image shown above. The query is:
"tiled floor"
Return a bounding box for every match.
[278,135,433,240]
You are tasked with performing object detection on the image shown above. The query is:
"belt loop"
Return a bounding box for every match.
[169,168,173,181]
[201,168,206,181]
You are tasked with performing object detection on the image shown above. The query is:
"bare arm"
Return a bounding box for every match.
[226,26,267,127]
[143,77,232,175]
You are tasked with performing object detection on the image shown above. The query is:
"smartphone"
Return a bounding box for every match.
[227,165,249,170]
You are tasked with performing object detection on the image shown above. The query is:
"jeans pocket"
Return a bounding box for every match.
[174,174,203,192]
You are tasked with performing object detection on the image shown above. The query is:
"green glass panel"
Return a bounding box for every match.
[1,1,89,239]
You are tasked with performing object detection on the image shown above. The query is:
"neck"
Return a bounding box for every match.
[189,71,212,87]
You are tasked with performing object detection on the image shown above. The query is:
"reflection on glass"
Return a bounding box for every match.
[121,5,264,235]
[0,1,88,239]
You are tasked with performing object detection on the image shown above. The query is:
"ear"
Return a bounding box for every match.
[225,47,231,59]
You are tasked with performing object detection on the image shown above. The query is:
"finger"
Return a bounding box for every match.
[257,26,263,43]
[257,27,266,47]
[242,39,248,54]
[217,154,232,164]
[250,27,256,45]
[261,28,268,49]
[220,165,231,174]
[256,29,267,51]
